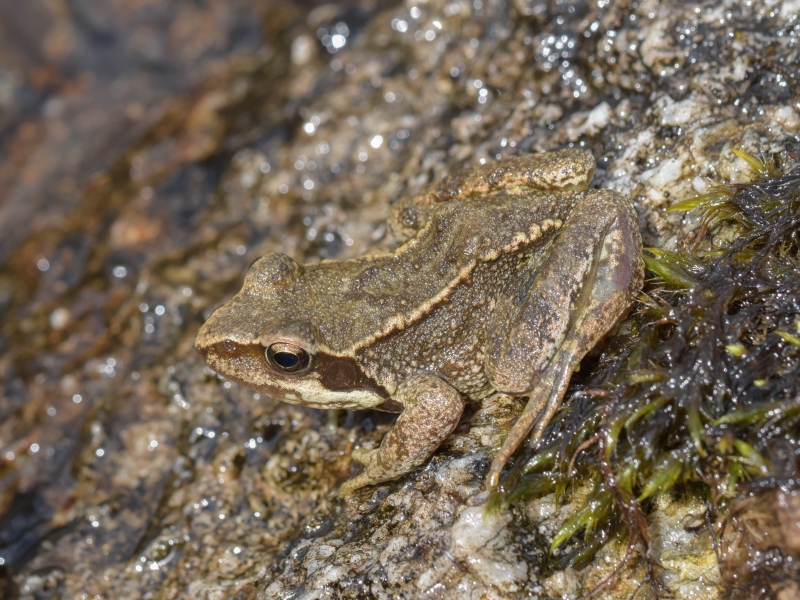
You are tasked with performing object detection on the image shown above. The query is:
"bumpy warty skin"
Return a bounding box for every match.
[195,149,643,493]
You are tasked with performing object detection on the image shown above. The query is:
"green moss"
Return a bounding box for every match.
[497,151,800,577]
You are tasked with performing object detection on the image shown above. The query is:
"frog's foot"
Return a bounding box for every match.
[338,464,375,497]
[350,446,374,465]
[486,353,573,491]
[338,374,464,497]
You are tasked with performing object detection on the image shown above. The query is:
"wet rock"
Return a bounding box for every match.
[1,0,799,598]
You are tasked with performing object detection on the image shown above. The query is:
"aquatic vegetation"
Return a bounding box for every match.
[494,151,800,588]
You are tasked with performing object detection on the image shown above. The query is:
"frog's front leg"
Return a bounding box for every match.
[338,374,464,497]
[485,189,643,490]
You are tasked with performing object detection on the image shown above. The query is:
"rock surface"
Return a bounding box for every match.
[0,0,799,598]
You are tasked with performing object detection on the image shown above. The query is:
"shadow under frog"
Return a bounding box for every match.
[195,149,643,496]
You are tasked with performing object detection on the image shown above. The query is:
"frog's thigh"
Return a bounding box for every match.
[487,189,641,393]
[484,190,642,489]
[338,375,464,496]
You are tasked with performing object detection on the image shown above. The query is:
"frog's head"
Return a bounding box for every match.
[195,253,390,410]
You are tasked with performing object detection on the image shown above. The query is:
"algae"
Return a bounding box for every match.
[496,151,800,592]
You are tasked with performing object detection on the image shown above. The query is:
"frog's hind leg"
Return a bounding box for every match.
[484,189,643,491]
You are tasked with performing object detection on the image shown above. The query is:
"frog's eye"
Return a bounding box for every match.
[265,342,311,373]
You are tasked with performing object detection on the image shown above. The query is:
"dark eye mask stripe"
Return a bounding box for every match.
[314,353,390,399]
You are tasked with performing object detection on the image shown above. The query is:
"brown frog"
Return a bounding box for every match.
[195,149,643,496]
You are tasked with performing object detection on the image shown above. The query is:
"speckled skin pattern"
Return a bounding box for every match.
[195,149,644,494]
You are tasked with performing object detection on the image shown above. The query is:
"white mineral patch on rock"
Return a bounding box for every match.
[640,15,682,72]
[692,175,711,194]
[542,567,581,599]
[641,156,685,192]
[565,101,612,139]
[778,0,800,19]
[523,492,558,526]
[609,129,655,198]
[448,505,528,594]
[659,97,701,127]
[649,493,722,598]
[435,455,480,489]
[715,140,763,184]
[770,105,800,131]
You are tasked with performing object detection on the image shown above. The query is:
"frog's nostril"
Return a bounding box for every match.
[221,339,239,353]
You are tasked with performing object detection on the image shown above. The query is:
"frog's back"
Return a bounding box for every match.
[288,190,581,357]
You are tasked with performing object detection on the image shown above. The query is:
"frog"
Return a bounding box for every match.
[195,148,643,496]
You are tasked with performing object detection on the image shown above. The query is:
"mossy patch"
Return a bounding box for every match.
[493,151,800,591]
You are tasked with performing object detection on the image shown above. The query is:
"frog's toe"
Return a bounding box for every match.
[351,446,377,465]
[338,448,382,497]
[337,473,371,497]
